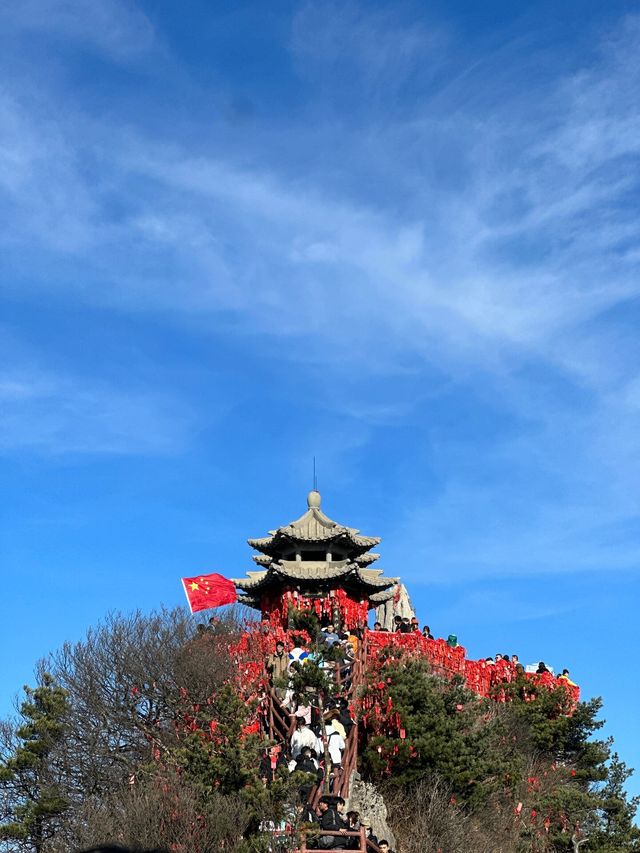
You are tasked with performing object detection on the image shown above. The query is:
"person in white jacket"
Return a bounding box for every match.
[325,719,345,769]
[290,716,322,759]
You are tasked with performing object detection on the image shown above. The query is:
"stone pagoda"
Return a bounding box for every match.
[231,490,400,630]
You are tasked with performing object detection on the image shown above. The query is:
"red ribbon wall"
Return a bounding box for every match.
[366,631,579,705]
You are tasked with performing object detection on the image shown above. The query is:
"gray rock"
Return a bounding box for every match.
[347,774,396,849]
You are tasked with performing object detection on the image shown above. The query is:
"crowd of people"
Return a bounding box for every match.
[370,617,575,685]
[480,654,576,685]
[371,615,431,637]
[258,702,352,790]
[257,790,395,851]
[263,623,362,790]
[260,623,384,850]
[301,795,394,852]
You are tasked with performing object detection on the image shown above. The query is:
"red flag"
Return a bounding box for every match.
[181,573,238,613]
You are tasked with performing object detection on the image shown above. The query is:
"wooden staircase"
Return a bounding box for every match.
[264,636,382,851]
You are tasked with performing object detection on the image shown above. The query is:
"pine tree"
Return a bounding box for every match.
[584,754,640,852]
[174,682,261,795]
[0,675,70,852]
[360,658,516,806]
[359,656,640,851]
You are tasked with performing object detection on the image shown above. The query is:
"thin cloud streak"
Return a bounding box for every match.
[1,19,637,380]
[0,368,196,455]
[0,0,156,59]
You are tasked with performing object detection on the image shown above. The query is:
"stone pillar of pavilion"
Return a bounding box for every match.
[231,491,400,630]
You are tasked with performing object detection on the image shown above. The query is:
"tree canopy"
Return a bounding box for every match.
[358,655,640,852]
[1,610,638,852]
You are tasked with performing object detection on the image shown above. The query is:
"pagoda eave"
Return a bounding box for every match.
[246,532,380,559]
[232,560,397,592]
[369,587,398,604]
[355,552,381,566]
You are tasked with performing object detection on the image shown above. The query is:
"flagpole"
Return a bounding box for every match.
[180,577,195,614]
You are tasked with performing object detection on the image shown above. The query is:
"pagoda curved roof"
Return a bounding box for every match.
[237,579,400,612]
[369,587,398,604]
[354,552,380,566]
[247,491,381,556]
[277,560,353,581]
[231,570,268,589]
[230,559,398,593]
[234,492,399,611]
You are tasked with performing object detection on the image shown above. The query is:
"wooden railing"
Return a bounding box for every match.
[268,825,385,853]
[274,825,383,852]
[303,635,369,810]
[263,633,370,820]
[310,632,369,806]
[334,632,368,800]
[267,685,297,744]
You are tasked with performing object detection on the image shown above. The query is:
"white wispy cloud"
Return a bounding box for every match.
[0,0,155,59]
[290,1,448,95]
[1,12,638,378]
[0,91,99,253]
[0,368,196,454]
[436,588,581,630]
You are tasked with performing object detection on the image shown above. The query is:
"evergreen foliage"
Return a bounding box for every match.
[0,675,70,852]
[287,607,321,639]
[173,682,260,795]
[0,610,298,853]
[359,656,640,851]
[361,659,514,804]
[581,754,640,852]
[284,608,342,699]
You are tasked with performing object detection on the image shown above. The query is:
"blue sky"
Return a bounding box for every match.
[1,0,639,797]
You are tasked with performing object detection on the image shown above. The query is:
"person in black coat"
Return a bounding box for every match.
[345,811,362,850]
[317,795,348,849]
[360,819,379,848]
[337,697,355,738]
[291,747,322,801]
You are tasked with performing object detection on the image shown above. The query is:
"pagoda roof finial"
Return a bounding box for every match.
[307,489,321,509]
